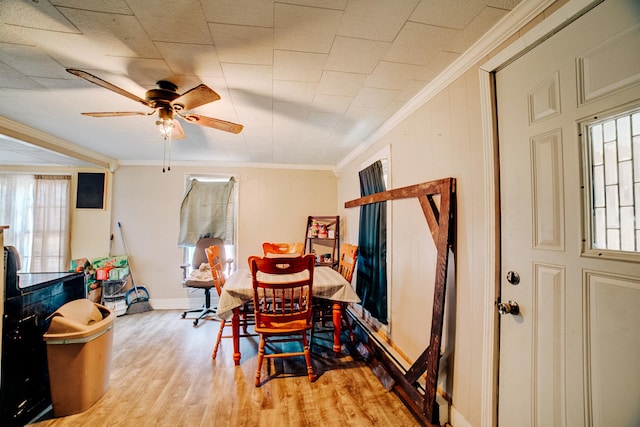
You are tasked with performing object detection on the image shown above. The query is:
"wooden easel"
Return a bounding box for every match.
[345,177,456,426]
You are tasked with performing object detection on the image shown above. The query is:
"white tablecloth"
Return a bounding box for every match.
[216,266,361,320]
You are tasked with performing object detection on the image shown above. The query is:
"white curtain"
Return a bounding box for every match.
[0,174,71,272]
[178,178,236,246]
[32,175,72,271]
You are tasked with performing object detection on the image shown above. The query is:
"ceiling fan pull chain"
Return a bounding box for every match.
[162,137,168,173]
[167,138,172,172]
[162,135,173,173]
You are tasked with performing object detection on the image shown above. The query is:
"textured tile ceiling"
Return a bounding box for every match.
[0,0,521,168]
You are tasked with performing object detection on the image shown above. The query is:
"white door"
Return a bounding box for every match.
[496,0,640,425]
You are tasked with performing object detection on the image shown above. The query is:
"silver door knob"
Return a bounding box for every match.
[497,300,520,315]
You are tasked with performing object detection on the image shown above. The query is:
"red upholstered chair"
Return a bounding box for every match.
[249,254,316,386]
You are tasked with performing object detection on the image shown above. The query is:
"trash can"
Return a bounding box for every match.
[43,299,116,417]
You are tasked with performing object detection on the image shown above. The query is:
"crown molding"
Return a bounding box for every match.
[0,116,118,171]
[117,159,337,172]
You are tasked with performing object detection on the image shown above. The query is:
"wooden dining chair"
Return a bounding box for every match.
[312,243,358,343]
[207,245,254,359]
[336,243,358,283]
[249,254,316,386]
[261,242,304,256]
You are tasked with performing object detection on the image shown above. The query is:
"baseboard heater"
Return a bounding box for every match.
[347,310,447,427]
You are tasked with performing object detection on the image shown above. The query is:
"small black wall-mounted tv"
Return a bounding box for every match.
[76,172,105,209]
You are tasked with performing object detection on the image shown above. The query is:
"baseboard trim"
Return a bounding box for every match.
[450,405,473,427]
[146,297,219,311]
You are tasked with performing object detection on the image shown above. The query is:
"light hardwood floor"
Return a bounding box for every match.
[29,309,420,426]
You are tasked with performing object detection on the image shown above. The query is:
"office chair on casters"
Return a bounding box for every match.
[180,237,231,326]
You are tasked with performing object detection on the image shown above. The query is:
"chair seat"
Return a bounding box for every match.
[255,320,312,333]
[183,278,214,288]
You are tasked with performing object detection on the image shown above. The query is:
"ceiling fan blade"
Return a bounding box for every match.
[181,113,244,134]
[67,68,153,108]
[81,111,152,117]
[172,119,186,140]
[172,84,221,111]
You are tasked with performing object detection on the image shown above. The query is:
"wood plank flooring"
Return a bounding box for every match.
[29,310,420,426]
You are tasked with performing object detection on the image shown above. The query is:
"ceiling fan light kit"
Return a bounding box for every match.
[156,118,174,140]
[66,68,244,172]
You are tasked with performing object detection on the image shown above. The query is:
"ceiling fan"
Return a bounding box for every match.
[66,68,244,140]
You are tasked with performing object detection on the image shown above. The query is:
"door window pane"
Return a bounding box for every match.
[584,107,640,256]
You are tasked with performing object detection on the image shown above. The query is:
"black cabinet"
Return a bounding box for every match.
[0,271,86,426]
[304,216,339,267]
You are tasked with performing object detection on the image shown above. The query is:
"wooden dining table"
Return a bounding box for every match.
[216,266,361,365]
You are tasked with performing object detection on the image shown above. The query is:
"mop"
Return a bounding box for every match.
[117,222,153,314]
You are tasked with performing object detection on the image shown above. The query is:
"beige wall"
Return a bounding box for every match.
[0,166,113,261]
[71,170,113,259]
[1,164,337,306]
[335,1,577,424]
[338,65,489,425]
[109,165,338,307]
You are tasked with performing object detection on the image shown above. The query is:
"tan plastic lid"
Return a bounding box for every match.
[44,299,115,341]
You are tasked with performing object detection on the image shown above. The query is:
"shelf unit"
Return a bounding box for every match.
[304,215,339,267]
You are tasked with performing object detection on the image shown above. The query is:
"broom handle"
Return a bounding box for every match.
[117,222,141,295]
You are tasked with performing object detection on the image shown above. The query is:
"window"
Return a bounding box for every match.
[0,173,71,271]
[180,175,237,274]
[582,106,640,260]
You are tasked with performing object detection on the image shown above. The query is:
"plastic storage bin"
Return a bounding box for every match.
[101,279,128,317]
[43,299,116,417]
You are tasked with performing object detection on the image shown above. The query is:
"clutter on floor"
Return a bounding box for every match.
[69,255,130,316]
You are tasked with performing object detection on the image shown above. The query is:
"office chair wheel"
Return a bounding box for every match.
[193,319,199,326]
[181,312,187,319]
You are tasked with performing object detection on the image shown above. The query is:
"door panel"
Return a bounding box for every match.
[496,0,640,425]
